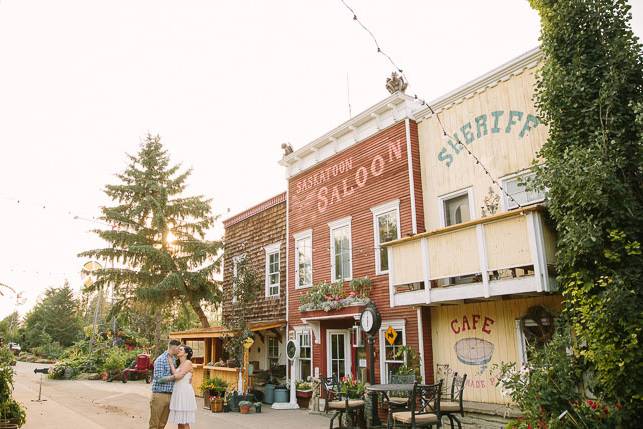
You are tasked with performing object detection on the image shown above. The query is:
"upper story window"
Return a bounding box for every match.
[294,229,312,289]
[231,254,246,304]
[371,200,401,274]
[329,217,352,282]
[440,188,474,227]
[502,171,545,210]
[264,242,280,297]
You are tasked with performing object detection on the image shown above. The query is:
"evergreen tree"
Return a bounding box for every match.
[530,0,643,420]
[79,134,222,328]
[23,283,83,348]
[0,312,20,344]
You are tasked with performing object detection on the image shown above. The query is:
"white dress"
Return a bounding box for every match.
[169,372,197,424]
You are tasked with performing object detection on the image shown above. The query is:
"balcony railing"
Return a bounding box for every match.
[385,206,556,307]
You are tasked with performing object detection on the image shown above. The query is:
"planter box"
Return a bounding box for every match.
[299,303,367,320]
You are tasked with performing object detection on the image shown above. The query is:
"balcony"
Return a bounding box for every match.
[385,206,557,307]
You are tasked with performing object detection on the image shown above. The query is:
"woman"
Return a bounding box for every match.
[167,345,197,429]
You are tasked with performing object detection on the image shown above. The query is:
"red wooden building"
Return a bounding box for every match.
[280,92,430,385]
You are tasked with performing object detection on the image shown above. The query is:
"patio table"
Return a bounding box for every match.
[366,384,415,427]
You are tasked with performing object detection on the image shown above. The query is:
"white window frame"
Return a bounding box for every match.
[294,229,313,289]
[326,329,352,378]
[267,335,280,368]
[371,200,401,275]
[501,169,546,211]
[328,217,352,282]
[297,329,313,381]
[264,242,281,298]
[438,187,475,227]
[378,320,407,384]
[231,254,246,304]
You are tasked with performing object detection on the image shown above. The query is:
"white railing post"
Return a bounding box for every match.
[421,237,431,304]
[388,246,396,307]
[526,212,548,292]
[476,224,490,298]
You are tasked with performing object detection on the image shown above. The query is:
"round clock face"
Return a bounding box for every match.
[360,309,374,332]
[286,339,298,361]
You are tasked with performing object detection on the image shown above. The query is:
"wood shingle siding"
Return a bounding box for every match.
[222,193,287,324]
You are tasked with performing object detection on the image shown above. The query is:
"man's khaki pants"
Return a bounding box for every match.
[149,392,172,429]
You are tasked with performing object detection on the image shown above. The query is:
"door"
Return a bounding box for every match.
[327,330,351,378]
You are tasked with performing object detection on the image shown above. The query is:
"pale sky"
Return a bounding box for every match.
[1,1,642,318]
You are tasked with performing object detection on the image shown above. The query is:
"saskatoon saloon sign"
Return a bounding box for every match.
[293,138,405,214]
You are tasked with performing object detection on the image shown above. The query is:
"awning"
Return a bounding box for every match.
[169,319,287,339]
[248,319,287,331]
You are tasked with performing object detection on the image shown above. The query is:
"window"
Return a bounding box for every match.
[371,200,401,274]
[440,189,474,227]
[294,230,312,288]
[267,336,280,368]
[264,242,280,297]
[516,306,556,366]
[379,322,406,384]
[231,254,245,304]
[502,171,545,210]
[329,217,352,281]
[185,340,204,358]
[298,330,312,380]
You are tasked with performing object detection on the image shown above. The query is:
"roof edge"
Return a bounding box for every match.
[223,192,287,228]
[416,47,542,119]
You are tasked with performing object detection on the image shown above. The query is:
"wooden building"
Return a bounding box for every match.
[222,192,288,377]
[170,193,288,397]
[279,93,431,385]
[385,47,562,408]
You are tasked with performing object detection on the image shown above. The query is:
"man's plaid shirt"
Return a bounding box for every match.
[151,351,174,393]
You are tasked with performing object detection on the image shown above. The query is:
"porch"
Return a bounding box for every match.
[385,205,557,307]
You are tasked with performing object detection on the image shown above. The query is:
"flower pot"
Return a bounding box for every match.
[239,404,251,414]
[203,395,211,410]
[211,398,224,413]
[0,421,18,429]
[100,371,109,381]
[296,389,313,409]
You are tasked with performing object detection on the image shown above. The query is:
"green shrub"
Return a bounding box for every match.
[0,398,26,427]
[103,347,129,373]
[32,341,64,360]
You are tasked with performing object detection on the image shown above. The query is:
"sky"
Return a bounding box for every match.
[1,1,642,319]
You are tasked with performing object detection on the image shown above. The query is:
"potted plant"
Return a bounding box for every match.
[238,400,252,414]
[0,399,26,429]
[339,376,366,399]
[295,380,313,408]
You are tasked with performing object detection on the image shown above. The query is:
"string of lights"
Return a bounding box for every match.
[337,0,523,209]
[0,193,109,225]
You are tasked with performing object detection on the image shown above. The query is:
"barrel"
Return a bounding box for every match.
[263,383,275,404]
[274,387,288,403]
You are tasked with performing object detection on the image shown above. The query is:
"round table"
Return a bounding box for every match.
[366,384,415,428]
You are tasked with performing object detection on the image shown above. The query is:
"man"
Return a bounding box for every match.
[149,339,181,429]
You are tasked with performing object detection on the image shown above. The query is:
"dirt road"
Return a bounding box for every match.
[12,361,329,429]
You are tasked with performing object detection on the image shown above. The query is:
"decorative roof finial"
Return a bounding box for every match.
[281,142,293,157]
[386,71,407,94]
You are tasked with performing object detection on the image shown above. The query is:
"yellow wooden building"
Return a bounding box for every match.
[385,47,562,406]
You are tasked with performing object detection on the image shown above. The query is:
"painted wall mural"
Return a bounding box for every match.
[431,296,562,404]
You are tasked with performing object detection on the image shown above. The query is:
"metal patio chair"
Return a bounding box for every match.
[440,373,467,429]
[390,381,443,429]
[321,375,365,429]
